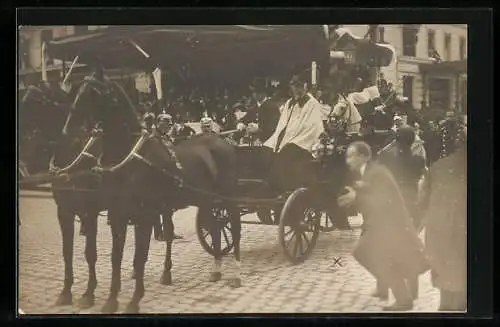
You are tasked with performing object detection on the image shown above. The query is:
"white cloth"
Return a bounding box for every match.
[264,93,325,153]
[364,85,380,100]
[331,95,362,134]
[320,104,332,121]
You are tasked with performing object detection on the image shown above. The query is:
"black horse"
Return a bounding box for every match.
[62,74,241,313]
[20,82,103,309]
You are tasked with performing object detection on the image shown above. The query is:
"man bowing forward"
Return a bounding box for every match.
[338,141,429,311]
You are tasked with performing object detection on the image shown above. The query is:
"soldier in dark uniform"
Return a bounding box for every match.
[153,111,183,241]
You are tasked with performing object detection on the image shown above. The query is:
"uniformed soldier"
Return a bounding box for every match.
[200,116,216,135]
[153,110,183,241]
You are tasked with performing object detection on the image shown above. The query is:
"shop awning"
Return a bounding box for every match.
[333,27,396,67]
[419,60,467,75]
[47,25,329,71]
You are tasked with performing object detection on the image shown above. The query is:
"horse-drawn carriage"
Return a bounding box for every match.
[29,25,403,264]
[19,25,431,313]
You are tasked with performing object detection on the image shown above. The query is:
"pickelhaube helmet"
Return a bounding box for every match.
[157,110,173,125]
[200,116,213,128]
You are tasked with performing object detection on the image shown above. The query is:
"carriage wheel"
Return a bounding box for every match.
[319,212,337,232]
[196,206,235,256]
[278,188,321,264]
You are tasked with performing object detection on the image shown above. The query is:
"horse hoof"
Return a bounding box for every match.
[130,271,136,280]
[160,272,172,285]
[124,302,140,314]
[55,291,72,306]
[229,278,242,289]
[209,272,222,282]
[101,299,119,314]
[78,293,95,309]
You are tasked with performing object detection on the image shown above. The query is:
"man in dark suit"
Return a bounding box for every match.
[338,141,429,311]
[239,77,281,143]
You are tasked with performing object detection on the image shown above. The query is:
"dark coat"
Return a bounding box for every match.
[240,98,281,142]
[378,146,426,225]
[424,145,467,293]
[352,163,429,280]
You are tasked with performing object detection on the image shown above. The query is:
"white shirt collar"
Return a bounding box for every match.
[360,163,367,176]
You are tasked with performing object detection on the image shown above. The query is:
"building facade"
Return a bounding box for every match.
[18,24,467,114]
[18,26,109,88]
[343,24,468,114]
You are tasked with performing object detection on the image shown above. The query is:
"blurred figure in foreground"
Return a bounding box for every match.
[376,126,428,301]
[338,141,429,311]
[424,125,467,311]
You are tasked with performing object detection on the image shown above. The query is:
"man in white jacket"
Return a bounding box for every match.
[264,72,325,192]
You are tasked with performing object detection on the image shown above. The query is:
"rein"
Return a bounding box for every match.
[49,133,101,174]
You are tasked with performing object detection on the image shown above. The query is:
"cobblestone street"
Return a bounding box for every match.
[18,190,440,314]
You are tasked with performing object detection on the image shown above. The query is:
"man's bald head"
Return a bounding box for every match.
[346,141,372,172]
[348,141,372,160]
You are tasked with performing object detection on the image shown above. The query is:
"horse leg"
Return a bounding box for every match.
[208,206,223,282]
[160,209,174,285]
[130,224,138,280]
[55,205,75,306]
[101,210,127,314]
[78,211,99,309]
[125,210,154,314]
[229,206,242,288]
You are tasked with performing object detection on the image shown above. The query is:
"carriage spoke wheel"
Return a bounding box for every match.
[319,212,336,232]
[196,206,235,256]
[279,188,320,264]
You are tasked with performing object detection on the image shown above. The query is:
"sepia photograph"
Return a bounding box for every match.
[18,24,468,315]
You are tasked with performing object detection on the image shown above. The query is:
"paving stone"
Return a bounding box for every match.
[19,193,442,314]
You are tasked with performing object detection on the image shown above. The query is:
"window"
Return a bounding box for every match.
[402,27,417,57]
[429,78,451,110]
[444,33,451,61]
[402,76,414,104]
[378,26,385,42]
[459,36,466,60]
[427,29,435,53]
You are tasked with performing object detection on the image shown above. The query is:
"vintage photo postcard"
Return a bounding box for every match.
[18,23,468,315]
